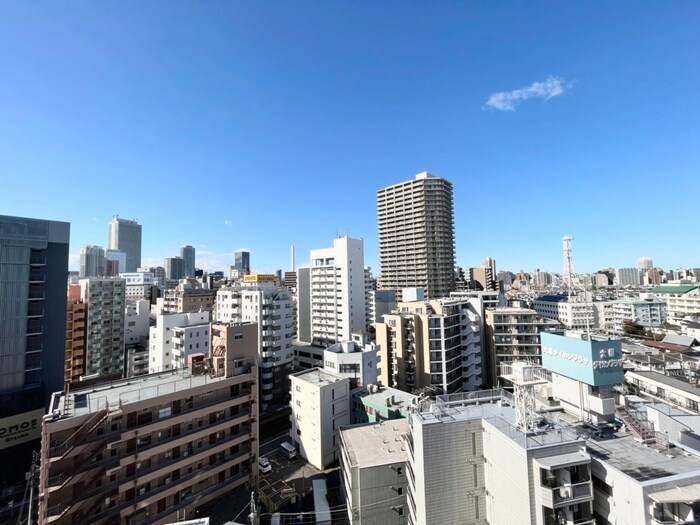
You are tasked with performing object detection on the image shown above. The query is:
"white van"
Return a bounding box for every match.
[279,441,297,459]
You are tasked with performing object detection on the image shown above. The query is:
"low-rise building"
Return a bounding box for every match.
[289,368,350,470]
[163,281,216,314]
[149,311,210,373]
[534,295,596,331]
[651,285,700,322]
[323,338,378,389]
[352,385,416,424]
[340,419,409,525]
[611,299,668,333]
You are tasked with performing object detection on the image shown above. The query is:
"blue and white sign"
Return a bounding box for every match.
[541,332,624,386]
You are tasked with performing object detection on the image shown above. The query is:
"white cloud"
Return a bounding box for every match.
[484,75,570,111]
[223,220,233,228]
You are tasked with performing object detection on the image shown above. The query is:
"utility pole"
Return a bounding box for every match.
[248,491,257,525]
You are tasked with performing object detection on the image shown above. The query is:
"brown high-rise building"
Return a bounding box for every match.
[377,172,455,300]
[64,284,87,386]
[38,322,259,525]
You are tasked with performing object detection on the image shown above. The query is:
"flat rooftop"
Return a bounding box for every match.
[50,368,238,419]
[341,419,409,469]
[290,367,346,386]
[627,370,700,398]
[355,386,416,410]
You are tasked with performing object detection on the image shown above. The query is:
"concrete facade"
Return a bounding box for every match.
[107,217,142,273]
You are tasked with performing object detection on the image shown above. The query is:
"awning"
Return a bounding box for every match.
[649,484,700,504]
[535,451,591,470]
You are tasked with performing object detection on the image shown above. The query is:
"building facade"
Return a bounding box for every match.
[234,250,250,276]
[79,245,105,278]
[107,217,142,273]
[180,245,195,278]
[38,322,259,525]
[289,368,350,470]
[377,172,455,300]
[376,296,482,394]
[80,277,126,379]
[611,299,668,333]
[306,236,366,346]
[651,285,700,321]
[149,311,211,373]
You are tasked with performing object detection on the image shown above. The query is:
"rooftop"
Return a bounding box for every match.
[290,367,347,387]
[49,367,248,419]
[355,386,416,410]
[626,370,700,398]
[340,419,409,469]
[651,285,699,294]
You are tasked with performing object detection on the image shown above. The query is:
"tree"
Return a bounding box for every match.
[622,320,646,337]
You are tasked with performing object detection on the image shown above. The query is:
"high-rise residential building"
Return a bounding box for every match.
[107,217,142,272]
[65,284,87,386]
[165,255,185,280]
[616,267,640,287]
[79,245,105,277]
[234,250,250,275]
[104,249,125,276]
[638,256,654,271]
[305,236,366,346]
[376,294,482,394]
[215,277,295,409]
[181,245,195,277]
[0,215,69,523]
[377,172,455,300]
[80,277,125,378]
[38,322,259,525]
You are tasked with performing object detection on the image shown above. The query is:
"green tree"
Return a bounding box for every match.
[622,320,646,337]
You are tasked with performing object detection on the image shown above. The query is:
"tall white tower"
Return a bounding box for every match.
[563,236,574,295]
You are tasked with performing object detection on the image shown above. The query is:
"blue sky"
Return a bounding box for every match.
[1,2,699,274]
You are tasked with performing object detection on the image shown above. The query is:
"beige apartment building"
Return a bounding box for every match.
[376,297,482,394]
[38,322,259,525]
[377,172,455,300]
[163,281,217,314]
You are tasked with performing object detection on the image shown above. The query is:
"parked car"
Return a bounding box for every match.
[258,456,272,474]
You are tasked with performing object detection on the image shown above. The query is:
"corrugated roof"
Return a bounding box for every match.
[662,334,699,347]
[651,285,698,294]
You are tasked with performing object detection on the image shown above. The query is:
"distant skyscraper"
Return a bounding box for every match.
[235,250,250,275]
[108,217,142,272]
[79,244,105,277]
[181,245,195,277]
[0,214,69,502]
[616,267,640,287]
[377,172,455,299]
[165,256,185,280]
[638,257,654,271]
[105,249,126,276]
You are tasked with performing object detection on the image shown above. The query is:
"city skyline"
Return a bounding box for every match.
[2,4,699,274]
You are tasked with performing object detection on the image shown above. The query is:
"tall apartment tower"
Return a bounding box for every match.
[107,217,142,272]
[79,245,106,277]
[181,244,195,277]
[79,277,126,378]
[308,236,366,346]
[0,215,69,522]
[377,172,456,300]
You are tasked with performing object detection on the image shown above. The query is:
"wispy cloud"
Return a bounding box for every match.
[223,220,233,228]
[484,75,571,111]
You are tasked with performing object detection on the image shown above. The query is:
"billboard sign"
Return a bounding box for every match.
[0,408,45,450]
[541,332,624,386]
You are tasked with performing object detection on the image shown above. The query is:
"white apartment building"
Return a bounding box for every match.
[323,338,379,388]
[149,311,210,373]
[340,419,409,525]
[215,280,294,407]
[611,299,668,333]
[308,236,366,346]
[534,295,596,330]
[651,285,700,321]
[79,277,126,378]
[289,368,350,470]
[124,298,150,346]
